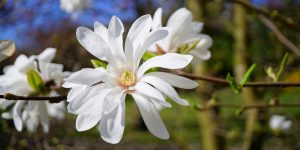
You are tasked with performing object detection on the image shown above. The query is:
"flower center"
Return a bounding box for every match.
[119,70,136,87]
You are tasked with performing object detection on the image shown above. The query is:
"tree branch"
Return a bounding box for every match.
[258,15,300,58]
[231,0,300,32]
[173,71,300,87]
[0,93,66,103]
[195,102,300,111]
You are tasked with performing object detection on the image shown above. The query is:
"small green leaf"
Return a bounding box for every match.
[226,73,240,94]
[27,70,45,93]
[142,51,157,61]
[91,59,108,68]
[239,63,256,87]
[276,53,289,81]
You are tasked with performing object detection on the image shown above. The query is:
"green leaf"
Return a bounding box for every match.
[27,70,45,93]
[226,73,240,94]
[239,63,256,87]
[91,59,107,68]
[142,51,157,61]
[276,53,289,81]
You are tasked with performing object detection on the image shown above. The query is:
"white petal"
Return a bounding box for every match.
[131,93,169,139]
[144,72,198,89]
[38,48,56,63]
[14,55,36,73]
[64,68,106,86]
[137,53,193,78]
[65,84,88,102]
[107,16,127,67]
[103,90,125,115]
[140,75,189,105]
[76,113,101,132]
[152,8,162,29]
[134,82,171,107]
[1,112,12,119]
[191,22,204,33]
[38,102,49,133]
[125,15,152,63]
[67,84,109,114]
[94,21,109,43]
[99,101,125,144]
[282,121,292,130]
[134,28,169,67]
[0,99,14,109]
[76,27,111,61]
[166,8,192,33]
[13,101,25,131]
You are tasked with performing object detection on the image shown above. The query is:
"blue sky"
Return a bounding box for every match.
[0,0,297,49]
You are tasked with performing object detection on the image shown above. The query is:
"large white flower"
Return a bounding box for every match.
[63,15,198,144]
[269,115,292,132]
[60,0,91,14]
[0,48,67,133]
[150,8,212,62]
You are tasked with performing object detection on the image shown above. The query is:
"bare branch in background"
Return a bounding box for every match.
[258,15,300,58]
[231,0,300,32]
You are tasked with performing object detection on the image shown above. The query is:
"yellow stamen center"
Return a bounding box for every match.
[119,70,136,87]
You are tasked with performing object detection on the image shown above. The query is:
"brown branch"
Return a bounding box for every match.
[173,71,300,87]
[1,71,300,102]
[0,93,66,103]
[258,15,300,58]
[231,0,300,32]
[195,102,300,111]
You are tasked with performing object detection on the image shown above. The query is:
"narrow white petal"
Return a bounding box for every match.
[103,90,125,114]
[141,75,189,105]
[99,101,125,144]
[166,8,192,33]
[1,112,12,119]
[38,48,56,63]
[64,68,106,86]
[13,101,25,131]
[38,102,49,133]
[125,15,152,62]
[152,8,162,29]
[144,72,198,89]
[134,82,171,107]
[108,16,127,67]
[0,99,14,109]
[76,113,101,132]
[131,93,169,139]
[134,28,169,67]
[67,84,110,114]
[76,27,111,61]
[137,53,193,78]
[94,21,109,43]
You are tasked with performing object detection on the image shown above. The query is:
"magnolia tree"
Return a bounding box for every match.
[0,5,299,150]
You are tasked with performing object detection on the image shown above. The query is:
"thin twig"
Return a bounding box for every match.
[231,0,300,32]
[195,102,300,111]
[174,71,300,87]
[258,15,300,58]
[0,93,66,103]
[1,71,300,102]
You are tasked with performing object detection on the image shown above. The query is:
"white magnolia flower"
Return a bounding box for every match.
[63,15,198,144]
[269,115,292,132]
[0,40,15,62]
[150,8,212,62]
[0,48,67,133]
[60,0,91,14]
